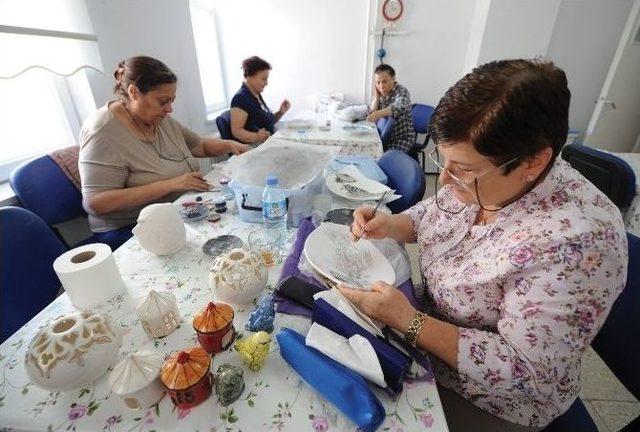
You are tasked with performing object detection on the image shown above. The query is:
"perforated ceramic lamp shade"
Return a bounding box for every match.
[109,350,165,410]
[136,290,181,338]
[160,347,212,409]
[192,302,236,354]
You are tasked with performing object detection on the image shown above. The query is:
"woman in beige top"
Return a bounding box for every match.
[79,56,249,249]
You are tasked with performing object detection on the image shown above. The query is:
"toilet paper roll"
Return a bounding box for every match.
[54,243,125,308]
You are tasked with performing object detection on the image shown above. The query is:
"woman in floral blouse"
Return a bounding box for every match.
[366,64,414,153]
[341,59,628,431]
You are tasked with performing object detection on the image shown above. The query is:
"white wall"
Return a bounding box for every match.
[366,0,477,106]
[546,0,632,139]
[85,0,211,135]
[214,0,370,116]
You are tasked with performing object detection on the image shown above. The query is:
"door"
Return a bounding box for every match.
[585,0,640,153]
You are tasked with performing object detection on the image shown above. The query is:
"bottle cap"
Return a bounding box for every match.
[265,175,278,186]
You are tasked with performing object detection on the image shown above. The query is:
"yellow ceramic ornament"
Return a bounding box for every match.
[234,331,271,371]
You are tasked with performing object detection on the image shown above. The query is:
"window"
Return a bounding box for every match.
[0,0,101,181]
[0,71,79,181]
[189,2,228,121]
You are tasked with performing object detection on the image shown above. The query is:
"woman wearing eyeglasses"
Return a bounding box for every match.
[79,56,249,248]
[340,60,627,431]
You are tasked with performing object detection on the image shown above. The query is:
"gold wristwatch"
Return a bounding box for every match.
[404,311,428,347]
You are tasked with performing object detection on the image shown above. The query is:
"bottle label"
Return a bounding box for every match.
[263,200,287,219]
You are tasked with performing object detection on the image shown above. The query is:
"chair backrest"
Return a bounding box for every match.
[561,144,636,209]
[591,232,640,399]
[377,150,426,213]
[216,110,233,140]
[411,103,435,135]
[0,206,66,342]
[376,116,396,148]
[10,154,85,225]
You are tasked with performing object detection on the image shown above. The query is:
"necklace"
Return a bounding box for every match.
[122,102,196,172]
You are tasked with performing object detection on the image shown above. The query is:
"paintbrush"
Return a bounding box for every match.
[354,190,388,242]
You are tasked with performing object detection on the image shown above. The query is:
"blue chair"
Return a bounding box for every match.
[376,116,396,151]
[377,150,426,213]
[10,154,131,250]
[408,104,435,172]
[216,110,233,140]
[545,232,640,431]
[0,206,66,342]
[561,144,636,210]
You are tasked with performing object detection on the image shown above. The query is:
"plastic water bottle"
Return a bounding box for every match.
[262,175,287,239]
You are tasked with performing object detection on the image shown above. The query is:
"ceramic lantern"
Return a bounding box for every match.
[192,302,236,354]
[132,203,186,255]
[209,248,267,305]
[160,347,212,409]
[136,290,181,338]
[24,310,122,391]
[109,350,165,410]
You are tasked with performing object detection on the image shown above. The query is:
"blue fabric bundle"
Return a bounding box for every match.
[277,328,385,432]
[312,298,411,395]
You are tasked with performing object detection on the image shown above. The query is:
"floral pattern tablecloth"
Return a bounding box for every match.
[273,121,383,159]
[0,164,447,432]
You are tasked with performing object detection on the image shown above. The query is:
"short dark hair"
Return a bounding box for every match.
[429,59,570,174]
[374,63,396,78]
[113,56,177,100]
[242,56,271,78]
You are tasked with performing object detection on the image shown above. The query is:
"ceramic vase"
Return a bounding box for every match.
[24,310,122,391]
[209,248,267,305]
[109,350,165,410]
[133,203,186,255]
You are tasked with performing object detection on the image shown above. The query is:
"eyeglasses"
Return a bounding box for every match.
[427,147,518,191]
[427,146,519,213]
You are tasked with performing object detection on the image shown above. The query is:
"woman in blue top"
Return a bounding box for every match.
[230,56,291,144]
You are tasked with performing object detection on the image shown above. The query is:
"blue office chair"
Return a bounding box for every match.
[0,206,66,342]
[408,103,435,171]
[9,155,127,250]
[377,150,426,213]
[376,116,396,151]
[216,110,233,140]
[561,144,636,210]
[545,232,640,431]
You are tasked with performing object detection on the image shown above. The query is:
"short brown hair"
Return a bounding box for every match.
[242,56,271,78]
[113,56,177,100]
[429,59,570,173]
[374,64,396,77]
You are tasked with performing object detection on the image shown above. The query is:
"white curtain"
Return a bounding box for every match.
[0,0,103,78]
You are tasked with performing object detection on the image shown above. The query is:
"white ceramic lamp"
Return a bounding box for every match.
[109,350,165,410]
[24,311,122,391]
[132,203,186,255]
[136,290,181,338]
[209,248,268,305]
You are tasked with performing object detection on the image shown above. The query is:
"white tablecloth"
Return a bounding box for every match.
[0,164,447,431]
[273,120,383,159]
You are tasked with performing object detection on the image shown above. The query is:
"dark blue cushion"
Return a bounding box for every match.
[561,144,636,209]
[411,103,435,135]
[10,155,85,225]
[0,207,66,342]
[591,233,640,399]
[544,398,597,432]
[216,110,232,140]
[378,150,426,213]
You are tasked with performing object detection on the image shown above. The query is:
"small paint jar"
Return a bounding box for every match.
[214,196,227,214]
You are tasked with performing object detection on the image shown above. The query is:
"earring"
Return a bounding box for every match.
[527,175,536,182]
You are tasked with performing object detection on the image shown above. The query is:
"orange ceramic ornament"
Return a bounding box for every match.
[160,347,212,409]
[192,302,236,354]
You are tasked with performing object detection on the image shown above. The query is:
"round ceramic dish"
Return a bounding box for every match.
[303,222,395,289]
[202,235,243,258]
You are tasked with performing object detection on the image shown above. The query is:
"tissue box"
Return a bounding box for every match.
[229,174,323,226]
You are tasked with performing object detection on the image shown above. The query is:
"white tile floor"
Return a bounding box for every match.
[409,174,639,431]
